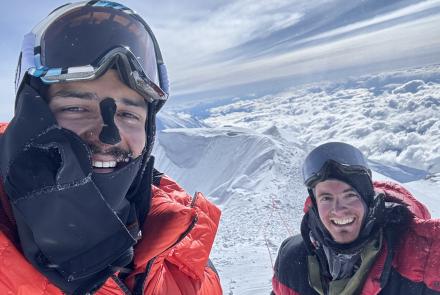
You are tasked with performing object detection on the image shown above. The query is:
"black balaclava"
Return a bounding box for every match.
[305,196,384,280]
[0,76,156,294]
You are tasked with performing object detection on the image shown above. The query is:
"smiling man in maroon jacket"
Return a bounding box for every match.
[272,142,440,295]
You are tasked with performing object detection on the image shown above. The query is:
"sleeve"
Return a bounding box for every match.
[272,236,307,295]
[272,238,288,295]
[190,260,222,295]
[424,222,440,293]
[393,219,440,293]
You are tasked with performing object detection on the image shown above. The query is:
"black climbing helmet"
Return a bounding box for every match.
[15,0,170,112]
[302,142,375,206]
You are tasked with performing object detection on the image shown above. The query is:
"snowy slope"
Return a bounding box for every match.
[153,65,440,294]
[154,125,308,294]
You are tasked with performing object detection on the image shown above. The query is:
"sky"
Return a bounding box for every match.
[1,0,440,120]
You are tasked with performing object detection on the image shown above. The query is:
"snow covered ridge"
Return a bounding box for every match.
[154,126,284,202]
[204,64,440,175]
[152,125,307,293]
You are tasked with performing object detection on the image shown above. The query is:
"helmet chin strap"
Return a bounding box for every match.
[99,98,121,145]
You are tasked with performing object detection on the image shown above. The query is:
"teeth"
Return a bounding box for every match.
[93,161,117,168]
[93,161,103,168]
[330,217,355,225]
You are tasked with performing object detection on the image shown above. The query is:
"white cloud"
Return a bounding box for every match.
[154,0,304,71]
[296,0,440,45]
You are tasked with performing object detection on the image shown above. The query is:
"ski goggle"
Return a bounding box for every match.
[16,1,169,103]
[302,142,372,188]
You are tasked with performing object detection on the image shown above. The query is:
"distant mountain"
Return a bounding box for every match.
[156,111,206,131]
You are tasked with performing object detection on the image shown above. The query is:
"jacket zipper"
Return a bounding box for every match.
[111,274,133,295]
[132,193,200,294]
[190,192,199,208]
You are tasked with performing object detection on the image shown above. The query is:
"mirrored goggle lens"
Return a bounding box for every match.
[303,161,371,189]
[39,48,167,102]
[302,142,369,185]
[40,5,159,85]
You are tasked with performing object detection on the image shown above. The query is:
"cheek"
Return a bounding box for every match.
[316,204,334,229]
[355,205,366,222]
[55,116,101,137]
[119,125,146,155]
[348,200,366,218]
[317,203,331,218]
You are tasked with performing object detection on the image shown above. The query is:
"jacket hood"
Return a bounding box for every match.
[372,181,430,219]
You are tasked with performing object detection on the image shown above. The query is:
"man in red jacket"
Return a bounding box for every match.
[0,1,222,294]
[272,142,440,295]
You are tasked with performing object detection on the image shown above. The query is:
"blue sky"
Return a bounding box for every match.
[1,0,440,120]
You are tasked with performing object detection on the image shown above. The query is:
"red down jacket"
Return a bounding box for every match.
[272,181,440,295]
[0,122,222,295]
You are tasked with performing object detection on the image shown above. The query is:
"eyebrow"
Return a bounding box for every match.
[51,90,99,100]
[51,90,146,108]
[119,97,146,108]
[317,188,357,197]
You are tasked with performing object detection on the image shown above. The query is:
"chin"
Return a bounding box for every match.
[333,234,359,244]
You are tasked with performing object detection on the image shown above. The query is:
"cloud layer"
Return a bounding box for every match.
[204,64,440,174]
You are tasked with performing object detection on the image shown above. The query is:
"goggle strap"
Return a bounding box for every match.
[158,63,169,96]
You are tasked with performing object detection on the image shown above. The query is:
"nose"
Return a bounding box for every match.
[98,98,121,145]
[332,198,346,212]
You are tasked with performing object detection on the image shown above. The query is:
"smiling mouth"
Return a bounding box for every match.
[330,217,355,226]
[92,158,130,170]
